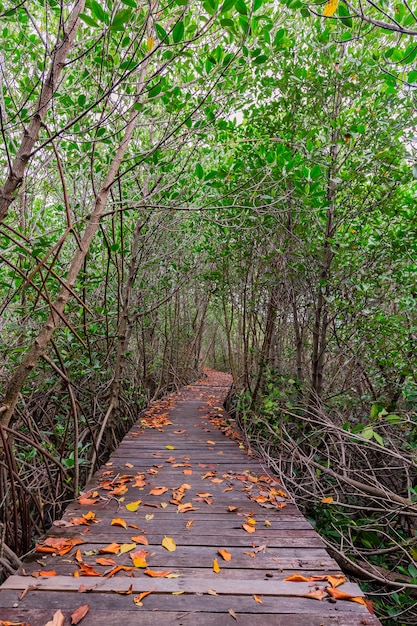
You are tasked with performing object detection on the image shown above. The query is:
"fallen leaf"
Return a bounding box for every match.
[99,543,121,554]
[131,535,149,545]
[218,549,232,562]
[326,587,367,605]
[149,486,168,496]
[242,523,255,533]
[115,584,133,595]
[77,563,102,577]
[207,588,217,595]
[213,558,221,573]
[44,609,65,626]
[304,588,327,601]
[253,594,263,604]
[183,469,193,475]
[228,506,238,512]
[77,496,98,506]
[321,497,334,504]
[111,518,127,529]
[264,520,271,528]
[144,569,172,577]
[126,500,142,512]
[105,565,133,578]
[327,575,346,588]
[228,608,237,620]
[96,558,116,566]
[162,536,176,552]
[133,589,154,606]
[284,574,310,582]
[71,605,89,624]
[172,590,185,595]
[36,537,84,556]
[119,543,137,554]
[166,445,175,450]
[186,519,194,530]
[130,548,149,568]
[145,514,154,521]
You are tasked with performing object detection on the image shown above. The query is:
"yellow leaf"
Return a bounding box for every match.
[162,536,176,552]
[166,445,175,450]
[111,518,127,529]
[321,497,334,504]
[145,514,154,521]
[133,557,147,568]
[126,500,142,512]
[264,519,271,527]
[172,591,185,595]
[253,594,263,604]
[213,558,221,573]
[119,543,137,554]
[323,0,339,16]
[247,517,257,526]
[147,37,154,51]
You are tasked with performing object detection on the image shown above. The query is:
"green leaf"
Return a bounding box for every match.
[173,21,184,43]
[91,1,109,24]
[195,163,204,179]
[148,83,162,98]
[253,0,262,10]
[79,13,100,27]
[111,9,132,30]
[369,403,381,420]
[253,54,268,64]
[122,0,137,6]
[385,414,402,424]
[235,0,248,14]
[155,24,167,39]
[78,94,86,107]
[221,0,235,12]
[338,4,353,27]
[373,432,384,446]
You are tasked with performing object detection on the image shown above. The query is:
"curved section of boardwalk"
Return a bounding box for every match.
[0,370,380,625]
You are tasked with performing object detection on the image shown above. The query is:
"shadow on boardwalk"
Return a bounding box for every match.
[0,369,380,625]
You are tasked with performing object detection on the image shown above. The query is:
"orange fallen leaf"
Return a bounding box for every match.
[111,518,127,529]
[71,605,89,624]
[196,492,213,498]
[186,519,194,530]
[133,589,154,605]
[243,551,256,558]
[149,486,168,496]
[228,506,238,512]
[96,557,116,566]
[217,549,232,562]
[77,563,102,577]
[284,574,310,582]
[105,565,133,578]
[39,570,57,577]
[326,587,367,605]
[75,548,83,563]
[77,496,98,506]
[36,537,84,556]
[162,536,176,552]
[213,558,221,573]
[99,543,121,554]
[177,502,197,513]
[242,523,255,533]
[321,497,334,504]
[327,575,347,588]
[183,469,193,475]
[131,535,149,545]
[115,584,133,595]
[144,569,172,577]
[253,594,263,604]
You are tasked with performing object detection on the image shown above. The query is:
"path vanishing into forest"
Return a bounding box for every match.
[0,369,380,625]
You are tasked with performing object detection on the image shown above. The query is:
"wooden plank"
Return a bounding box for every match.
[0,609,382,626]
[2,575,363,596]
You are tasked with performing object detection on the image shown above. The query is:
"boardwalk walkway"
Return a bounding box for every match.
[0,370,380,625]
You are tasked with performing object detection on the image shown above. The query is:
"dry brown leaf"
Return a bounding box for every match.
[71,605,89,624]
[228,608,238,620]
[218,549,232,562]
[44,609,65,626]
[0,621,30,626]
[207,588,217,595]
[185,519,194,530]
[253,594,263,604]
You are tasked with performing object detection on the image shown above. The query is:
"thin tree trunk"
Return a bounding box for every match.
[0,0,85,225]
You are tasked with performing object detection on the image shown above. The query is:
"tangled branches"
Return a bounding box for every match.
[237,403,417,624]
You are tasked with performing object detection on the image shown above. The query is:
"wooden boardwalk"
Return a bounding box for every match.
[0,370,380,625]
